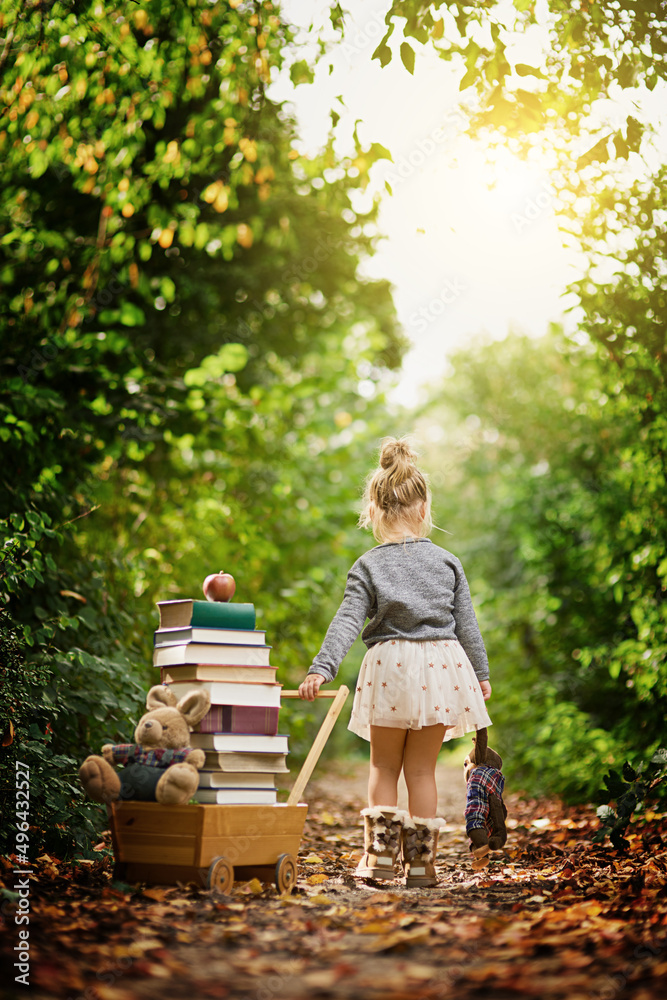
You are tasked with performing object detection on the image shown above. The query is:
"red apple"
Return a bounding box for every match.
[203,571,236,602]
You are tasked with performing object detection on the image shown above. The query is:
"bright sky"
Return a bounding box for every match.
[270,1,666,406]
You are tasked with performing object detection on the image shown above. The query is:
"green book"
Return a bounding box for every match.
[156,599,256,630]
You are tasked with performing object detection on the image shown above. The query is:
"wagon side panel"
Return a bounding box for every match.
[111,802,204,867]
[111,802,308,871]
[199,803,307,866]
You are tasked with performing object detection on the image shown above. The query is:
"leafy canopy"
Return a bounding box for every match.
[0,0,403,855]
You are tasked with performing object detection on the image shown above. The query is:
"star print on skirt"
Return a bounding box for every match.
[347,638,492,742]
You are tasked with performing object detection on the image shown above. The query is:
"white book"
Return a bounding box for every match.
[202,751,289,773]
[165,680,282,707]
[191,732,289,753]
[194,788,278,805]
[161,665,277,683]
[197,771,277,789]
[153,642,271,667]
[154,627,267,647]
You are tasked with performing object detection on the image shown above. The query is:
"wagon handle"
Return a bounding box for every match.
[282,686,350,807]
[280,691,340,698]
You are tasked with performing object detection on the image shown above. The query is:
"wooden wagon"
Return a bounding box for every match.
[108,687,348,894]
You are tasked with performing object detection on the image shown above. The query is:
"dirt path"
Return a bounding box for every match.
[2,753,666,1000]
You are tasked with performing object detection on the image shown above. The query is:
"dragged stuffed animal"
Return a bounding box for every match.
[463,727,507,869]
[79,684,211,805]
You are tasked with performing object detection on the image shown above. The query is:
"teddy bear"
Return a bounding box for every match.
[463,727,507,869]
[79,684,211,805]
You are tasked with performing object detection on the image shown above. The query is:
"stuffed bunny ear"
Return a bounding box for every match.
[472,727,488,764]
[146,685,178,710]
[177,689,211,728]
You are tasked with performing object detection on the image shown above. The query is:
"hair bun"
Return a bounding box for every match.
[379,437,416,471]
[360,435,431,539]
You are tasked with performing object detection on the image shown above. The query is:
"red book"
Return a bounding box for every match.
[197,704,280,735]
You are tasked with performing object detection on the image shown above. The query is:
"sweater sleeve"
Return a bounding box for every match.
[452,560,490,681]
[108,744,135,765]
[308,560,374,682]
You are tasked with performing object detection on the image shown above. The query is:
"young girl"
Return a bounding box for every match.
[298,437,492,887]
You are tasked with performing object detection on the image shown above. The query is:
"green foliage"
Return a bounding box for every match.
[567,166,667,718]
[420,324,667,801]
[0,607,121,859]
[594,749,667,850]
[0,0,404,855]
[496,677,625,803]
[356,0,666,157]
[0,517,149,858]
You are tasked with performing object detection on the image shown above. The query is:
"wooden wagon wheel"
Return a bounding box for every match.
[207,856,234,893]
[275,853,297,894]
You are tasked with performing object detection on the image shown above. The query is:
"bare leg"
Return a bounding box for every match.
[403,725,448,817]
[368,726,407,806]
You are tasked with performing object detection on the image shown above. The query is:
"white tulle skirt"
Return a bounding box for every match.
[347,638,492,743]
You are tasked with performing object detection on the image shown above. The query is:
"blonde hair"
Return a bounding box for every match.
[359,437,432,543]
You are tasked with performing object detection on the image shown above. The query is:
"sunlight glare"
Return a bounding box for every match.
[274,0,582,404]
[360,134,576,406]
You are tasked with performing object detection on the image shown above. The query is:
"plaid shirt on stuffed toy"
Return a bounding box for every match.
[108,744,197,768]
[465,765,505,834]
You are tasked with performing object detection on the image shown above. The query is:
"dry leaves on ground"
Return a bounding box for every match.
[1,788,666,1000]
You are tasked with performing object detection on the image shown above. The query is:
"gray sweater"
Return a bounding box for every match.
[308,538,490,682]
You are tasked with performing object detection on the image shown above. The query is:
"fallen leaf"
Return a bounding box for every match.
[141,887,170,902]
[365,925,432,952]
[301,970,338,988]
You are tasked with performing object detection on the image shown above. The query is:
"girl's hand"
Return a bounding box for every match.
[480,680,492,701]
[299,673,325,701]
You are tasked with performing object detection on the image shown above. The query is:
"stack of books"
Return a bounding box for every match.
[155,598,288,805]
